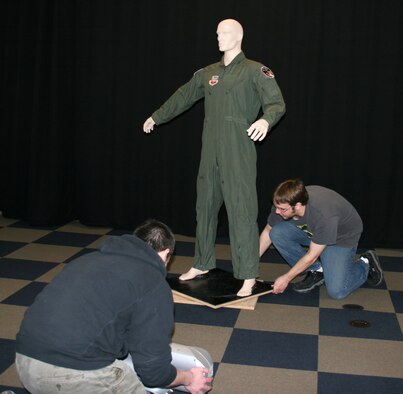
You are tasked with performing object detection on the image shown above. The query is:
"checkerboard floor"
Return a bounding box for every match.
[1,213,402,393]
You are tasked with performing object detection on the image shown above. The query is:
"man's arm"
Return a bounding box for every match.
[272,241,326,294]
[168,368,213,393]
[259,224,273,257]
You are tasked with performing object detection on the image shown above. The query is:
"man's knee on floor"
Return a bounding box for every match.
[326,285,350,300]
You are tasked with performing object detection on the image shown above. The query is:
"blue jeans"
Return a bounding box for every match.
[270,222,369,299]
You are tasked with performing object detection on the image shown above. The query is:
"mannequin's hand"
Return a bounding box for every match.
[143,117,156,133]
[247,119,269,141]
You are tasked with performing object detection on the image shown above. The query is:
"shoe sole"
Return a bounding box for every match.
[366,250,383,286]
[292,278,325,293]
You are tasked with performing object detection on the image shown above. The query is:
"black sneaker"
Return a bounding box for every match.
[361,250,383,286]
[292,271,324,293]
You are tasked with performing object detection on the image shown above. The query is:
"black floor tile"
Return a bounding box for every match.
[389,290,403,313]
[0,338,16,374]
[9,221,60,231]
[378,256,403,272]
[173,241,195,257]
[2,282,48,307]
[318,372,403,394]
[319,308,403,341]
[34,232,101,247]
[0,259,58,281]
[223,328,318,370]
[0,241,27,257]
[259,285,320,307]
[173,303,240,327]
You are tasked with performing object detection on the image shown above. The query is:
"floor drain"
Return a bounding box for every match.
[349,320,371,328]
[343,304,364,310]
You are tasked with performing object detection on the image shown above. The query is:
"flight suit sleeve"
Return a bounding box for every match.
[152,69,205,125]
[254,67,286,129]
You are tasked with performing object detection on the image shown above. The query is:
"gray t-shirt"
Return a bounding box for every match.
[268,186,363,247]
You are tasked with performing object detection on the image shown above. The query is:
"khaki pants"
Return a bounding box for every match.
[15,353,146,394]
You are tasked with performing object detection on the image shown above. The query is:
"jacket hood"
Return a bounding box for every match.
[99,234,167,276]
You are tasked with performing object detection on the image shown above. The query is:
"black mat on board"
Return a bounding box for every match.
[167,268,272,306]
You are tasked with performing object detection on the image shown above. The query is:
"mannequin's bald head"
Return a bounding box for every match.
[217,19,243,58]
[217,19,243,38]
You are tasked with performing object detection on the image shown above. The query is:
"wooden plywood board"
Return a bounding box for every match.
[167,268,273,310]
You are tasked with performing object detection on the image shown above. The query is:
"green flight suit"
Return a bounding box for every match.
[152,52,285,279]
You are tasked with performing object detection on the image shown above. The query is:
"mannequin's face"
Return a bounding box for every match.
[216,20,242,53]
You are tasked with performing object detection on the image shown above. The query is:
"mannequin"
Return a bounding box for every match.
[143,19,285,296]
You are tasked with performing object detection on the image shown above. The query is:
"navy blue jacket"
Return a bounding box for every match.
[16,234,176,388]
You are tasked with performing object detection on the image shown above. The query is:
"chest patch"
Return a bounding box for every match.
[209,75,219,86]
[261,66,275,78]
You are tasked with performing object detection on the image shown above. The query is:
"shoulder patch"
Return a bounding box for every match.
[261,66,275,78]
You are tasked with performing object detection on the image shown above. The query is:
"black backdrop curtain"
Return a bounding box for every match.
[1,0,402,247]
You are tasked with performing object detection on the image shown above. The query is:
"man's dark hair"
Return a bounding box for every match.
[134,219,175,257]
[273,179,309,206]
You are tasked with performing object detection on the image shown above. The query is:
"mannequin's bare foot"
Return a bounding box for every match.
[179,267,209,280]
[237,279,257,297]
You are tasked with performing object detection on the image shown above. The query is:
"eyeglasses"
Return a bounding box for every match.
[275,205,292,213]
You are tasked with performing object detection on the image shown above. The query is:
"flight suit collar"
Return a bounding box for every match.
[219,51,245,68]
